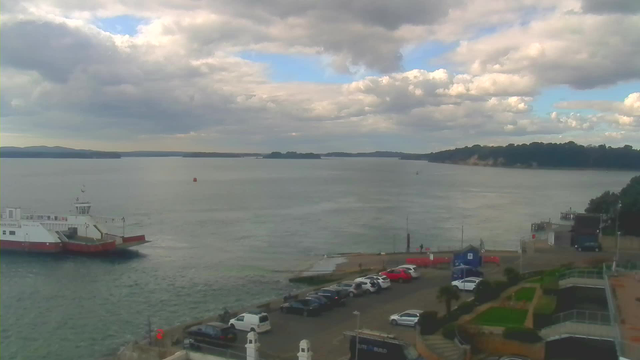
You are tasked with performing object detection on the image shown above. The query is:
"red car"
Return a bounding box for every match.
[380,269,412,283]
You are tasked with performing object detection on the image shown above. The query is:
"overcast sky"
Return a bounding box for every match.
[1,0,639,152]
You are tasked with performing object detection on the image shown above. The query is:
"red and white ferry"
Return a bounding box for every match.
[0,189,149,254]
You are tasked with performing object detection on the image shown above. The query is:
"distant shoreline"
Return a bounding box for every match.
[401,159,640,172]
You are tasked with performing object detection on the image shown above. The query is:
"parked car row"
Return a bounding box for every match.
[184,264,422,349]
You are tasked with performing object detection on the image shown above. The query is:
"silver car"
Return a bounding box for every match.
[389,310,423,327]
[330,282,365,297]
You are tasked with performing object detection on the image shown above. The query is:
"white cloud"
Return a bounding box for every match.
[447,13,640,89]
[0,1,639,151]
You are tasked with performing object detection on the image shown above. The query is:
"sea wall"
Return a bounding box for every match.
[600,235,640,251]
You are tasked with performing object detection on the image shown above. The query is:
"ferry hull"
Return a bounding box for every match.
[0,239,63,253]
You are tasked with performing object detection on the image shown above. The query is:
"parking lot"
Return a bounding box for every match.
[230,265,501,359]
[202,249,640,360]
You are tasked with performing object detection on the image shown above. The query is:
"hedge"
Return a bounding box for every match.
[534,295,557,315]
[442,323,457,340]
[502,327,543,343]
[455,300,476,315]
[541,275,559,295]
[492,280,510,294]
[418,311,440,335]
[474,280,498,304]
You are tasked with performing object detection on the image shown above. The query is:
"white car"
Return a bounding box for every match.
[355,280,379,294]
[396,265,420,278]
[451,277,482,291]
[355,275,391,289]
[228,311,271,333]
[389,310,423,327]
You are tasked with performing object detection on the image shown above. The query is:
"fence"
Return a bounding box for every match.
[557,269,604,281]
[551,310,611,326]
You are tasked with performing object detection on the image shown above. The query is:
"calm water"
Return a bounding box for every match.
[0,158,635,360]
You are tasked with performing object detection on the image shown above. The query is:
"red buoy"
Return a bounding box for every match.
[193,177,198,182]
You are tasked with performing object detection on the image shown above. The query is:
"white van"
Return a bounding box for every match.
[228,311,271,333]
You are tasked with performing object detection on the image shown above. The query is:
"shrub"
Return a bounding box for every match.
[521,269,544,281]
[503,267,521,285]
[437,285,461,314]
[455,300,476,315]
[418,311,440,335]
[474,280,498,304]
[440,311,460,325]
[502,327,543,343]
[492,280,510,294]
[442,323,457,340]
[541,275,559,295]
[534,295,557,315]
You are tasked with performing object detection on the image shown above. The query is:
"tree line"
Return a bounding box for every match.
[586,175,640,236]
[402,142,640,170]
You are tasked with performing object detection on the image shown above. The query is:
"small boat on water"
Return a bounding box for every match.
[0,187,149,254]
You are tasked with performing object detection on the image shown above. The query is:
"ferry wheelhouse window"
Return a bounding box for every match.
[9,231,16,235]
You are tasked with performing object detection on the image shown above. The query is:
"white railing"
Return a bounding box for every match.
[21,214,69,222]
[551,310,611,325]
[558,269,604,281]
[604,263,626,359]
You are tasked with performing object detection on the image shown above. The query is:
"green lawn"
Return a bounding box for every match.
[524,277,542,284]
[472,307,528,327]
[513,287,537,302]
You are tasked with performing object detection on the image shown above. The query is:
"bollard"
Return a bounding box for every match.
[246,331,260,360]
[298,339,312,360]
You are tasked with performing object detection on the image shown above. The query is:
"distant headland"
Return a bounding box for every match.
[401,142,640,170]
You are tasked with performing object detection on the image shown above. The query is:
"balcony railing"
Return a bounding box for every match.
[557,268,604,281]
[551,310,611,326]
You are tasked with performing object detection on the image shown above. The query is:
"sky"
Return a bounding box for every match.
[0,0,639,152]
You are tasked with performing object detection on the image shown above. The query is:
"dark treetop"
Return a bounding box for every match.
[401,142,640,170]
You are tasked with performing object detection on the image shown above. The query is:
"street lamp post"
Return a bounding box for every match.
[353,311,360,360]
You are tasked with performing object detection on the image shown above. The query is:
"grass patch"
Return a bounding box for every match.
[525,277,542,284]
[472,307,528,327]
[512,287,536,302]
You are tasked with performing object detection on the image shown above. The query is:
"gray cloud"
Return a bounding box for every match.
[448,13,640,89]
[581,0,640,14]
[1,2,639,151]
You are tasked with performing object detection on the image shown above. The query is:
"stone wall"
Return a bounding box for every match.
[600,235,640,251]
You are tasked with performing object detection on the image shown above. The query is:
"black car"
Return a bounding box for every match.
[323,287,350,300]
[576,242,602,252]
[306,295,333,311]
[280,299,322,316]
[184,322,237,348]
[308,289,347,307]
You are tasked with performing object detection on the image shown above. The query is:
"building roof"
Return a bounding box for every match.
[453,245,480,254]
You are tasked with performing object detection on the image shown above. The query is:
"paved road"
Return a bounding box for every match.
[205,249,640,360]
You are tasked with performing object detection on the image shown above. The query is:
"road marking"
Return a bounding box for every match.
[332,335,344,345]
